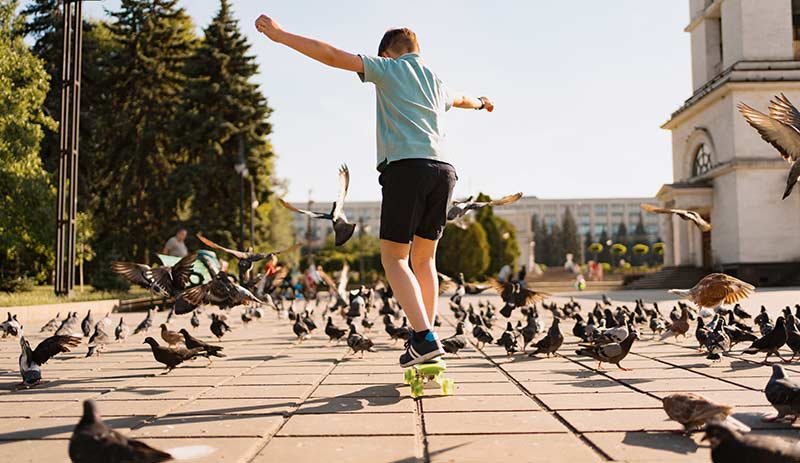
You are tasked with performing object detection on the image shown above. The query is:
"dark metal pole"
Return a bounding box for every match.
[358,216,365,284]
[237,136,245,251]
[55,0,83,296]
[249,179,255,249]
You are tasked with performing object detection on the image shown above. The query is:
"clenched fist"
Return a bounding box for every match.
[255,14,284,41]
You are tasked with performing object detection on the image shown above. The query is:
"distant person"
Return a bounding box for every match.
[162,228,188,257]
[498,264,512,282]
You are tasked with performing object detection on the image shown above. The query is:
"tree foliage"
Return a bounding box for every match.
[437,223,490,281]
[474,193,520,275]
[0,0,57,286]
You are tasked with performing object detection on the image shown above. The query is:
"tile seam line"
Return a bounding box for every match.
[441,315,614,462]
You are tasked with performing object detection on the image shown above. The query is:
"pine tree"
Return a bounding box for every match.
[548,223,564,266]
[597,229,611,264]
[533,214,550,267]
[0,0,57,287]
[561,207,581,263]
[177,0,277,252]
[92,0,198,267]
[614,222,629,263]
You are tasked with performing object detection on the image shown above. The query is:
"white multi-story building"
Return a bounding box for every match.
[290,196,660,267]
[657,0,800,285]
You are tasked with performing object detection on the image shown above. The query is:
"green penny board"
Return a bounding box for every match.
[403,359,454,398]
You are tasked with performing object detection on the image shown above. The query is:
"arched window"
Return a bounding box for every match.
[692,144,713,177]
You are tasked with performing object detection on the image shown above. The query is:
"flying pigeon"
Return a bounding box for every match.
[175,271,262,313]
[447,192,523,221]
[111,252,197,297]
[738,94,800,200]
[640,203,711,232]
[669,273,754,309]
[197,232,298,283]
[279,165,355,246]
[489,278,548,318]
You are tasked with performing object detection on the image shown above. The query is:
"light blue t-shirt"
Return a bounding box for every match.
[358,53,453,170]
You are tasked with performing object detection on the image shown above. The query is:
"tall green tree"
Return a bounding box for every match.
[561,207,581,263]
[547,223,564,266]
[0,0,57,287]
[176,0,276,252]
[474,193,520,275]
[532,214,550,266]
[91,0,198,268]
[437,223,490,281]
[597,229,611,264]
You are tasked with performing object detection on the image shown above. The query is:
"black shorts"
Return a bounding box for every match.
[378,159,458,244]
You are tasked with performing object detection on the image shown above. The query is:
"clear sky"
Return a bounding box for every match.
[74,0,691,202]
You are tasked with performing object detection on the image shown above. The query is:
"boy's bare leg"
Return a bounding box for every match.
[410,235,439,325]
[380,240,431,332]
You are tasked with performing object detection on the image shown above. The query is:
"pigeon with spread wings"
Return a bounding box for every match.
[447,192,523,222]
[174,271,262,314]
[196,232,298,283]
[738,94,800,199]
[669,273,755,309]
[640,203,711,232]
[19,335,81,387]
[111,252,197,297]
[279,165,355,246]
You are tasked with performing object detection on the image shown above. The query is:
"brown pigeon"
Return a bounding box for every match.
[662,392,750,433]
[669,273,754,309]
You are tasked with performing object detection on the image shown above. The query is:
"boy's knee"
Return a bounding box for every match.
[410,253,434,270]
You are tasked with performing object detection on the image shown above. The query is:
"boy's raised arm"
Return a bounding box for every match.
[255,14,363,73]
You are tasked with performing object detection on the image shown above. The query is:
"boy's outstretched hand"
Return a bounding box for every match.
[255,14,284,42]
[479,97,495,113]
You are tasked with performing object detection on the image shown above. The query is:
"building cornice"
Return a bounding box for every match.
[685,0,723,33]
[663,61,800,130]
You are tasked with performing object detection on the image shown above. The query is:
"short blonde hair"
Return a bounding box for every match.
[378,28,420,56]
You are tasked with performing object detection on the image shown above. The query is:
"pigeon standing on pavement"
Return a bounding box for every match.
[143,337,205,373]
[69,400,173,463]
[133,309,154,335]
[210,313,231,341]
[743,317,788,363]
[661,307,690,341]
[114,317,129,341]
[160,324,183,346]
[39,313,61,333]
[703,423,800,463]
[763,364,800,423]
[495,322,520,357]
[81,310,93,338]
[190,311,201,330]
[325,316,347,343]
[785,314,800,361]
[575,329,638,371]
[441,322,467,357]
[662,392,751,434]
[705,318,732,361]
[346,323,375,358]
[529,318,563,358]
[179,329,226,359]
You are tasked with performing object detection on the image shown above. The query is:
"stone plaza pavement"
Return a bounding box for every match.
[1,289,799,462]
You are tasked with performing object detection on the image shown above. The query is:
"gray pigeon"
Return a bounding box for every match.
[133,309,153,335]
[763,364,800,423]
[56,312,81,337]
[114,317,129,341]
[703,423,800,462]
[528,318,563,357]
[81,310,93,337]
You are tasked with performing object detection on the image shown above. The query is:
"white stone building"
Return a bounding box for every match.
[290,196,660,268]
[658,0,800,284]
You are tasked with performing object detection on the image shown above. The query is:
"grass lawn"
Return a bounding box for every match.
[0,285,148,308]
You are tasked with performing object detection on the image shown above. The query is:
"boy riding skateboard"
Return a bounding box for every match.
[255,15,493,367]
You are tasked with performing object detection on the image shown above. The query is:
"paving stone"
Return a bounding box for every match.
[0,416,144,440]
[296,396,414,414]
[559,408,676,432]
[585,432,709,462]
[131,413,284,438]
[252,436,417,462]
[101,386,210,400]
[311,383,405,398]
[427,434,601,462]
[422,394,539,412]
[629,377,745,392]
[0,400,75,418]
[0,438,71,463]
[226,374,320,386]
[170,398,297,416]
[278,412,414,436]
[44,399,186,417]
[200,385,311,399]
[537,392,663,410]
[424,411,567,434]
[521,379,632,394]
[135,437,262,463]
[651,389,769,406]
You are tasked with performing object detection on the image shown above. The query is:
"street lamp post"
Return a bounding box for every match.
[234,136,249,252]
[55,0,91,296]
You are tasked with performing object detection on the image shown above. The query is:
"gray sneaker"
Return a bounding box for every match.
[399,331,445,367]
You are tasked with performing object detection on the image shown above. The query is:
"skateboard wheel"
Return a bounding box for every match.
[403,369,414,385]
[441,378,454,395]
